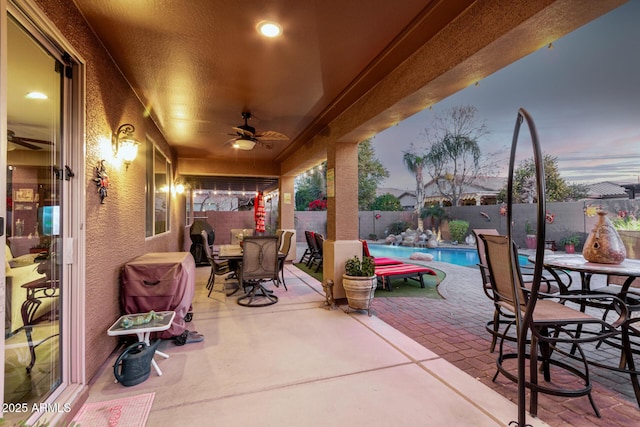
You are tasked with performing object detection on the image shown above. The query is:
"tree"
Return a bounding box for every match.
[566,183,590,201]
[497,154,571,203]
[370,193,402,211]
[422,105,500,206]
[294,139,388,211]
[358,139,389,210]
[420,204,447,234]
[403,147,428,230]
[295,164,326,210]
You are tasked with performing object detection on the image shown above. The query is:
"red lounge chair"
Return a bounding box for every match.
[361,240,403,267]
[374,263,438,292]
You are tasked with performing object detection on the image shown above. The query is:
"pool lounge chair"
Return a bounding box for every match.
[374,262,438,292]
[361,240,437,291]
[361,240,403,267]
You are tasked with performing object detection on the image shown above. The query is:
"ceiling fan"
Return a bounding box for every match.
[227,112,288,151]
[7,129,53,151]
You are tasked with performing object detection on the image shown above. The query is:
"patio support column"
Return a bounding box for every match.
[324,140,361,299]
[279,175,297,261]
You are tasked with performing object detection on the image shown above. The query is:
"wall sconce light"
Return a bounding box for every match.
[174,183,186,194]
[113,123,140,170]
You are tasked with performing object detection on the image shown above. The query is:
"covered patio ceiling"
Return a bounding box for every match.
[67,0,625,188]
[180,175,279,194]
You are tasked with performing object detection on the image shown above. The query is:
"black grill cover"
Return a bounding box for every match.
[189,220,215,265]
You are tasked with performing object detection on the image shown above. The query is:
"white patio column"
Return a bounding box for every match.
[279,175,297,261]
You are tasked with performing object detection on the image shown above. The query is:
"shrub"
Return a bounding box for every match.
[448,220,469,243]
[308,198,327,211]
[388,221,414,235]
[344,256,375,277]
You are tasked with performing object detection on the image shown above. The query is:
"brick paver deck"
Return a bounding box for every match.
[371,261,640,427]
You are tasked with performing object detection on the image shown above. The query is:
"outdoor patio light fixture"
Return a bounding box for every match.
[174,182,186,194]
[257,21,282,38]
[113,123,140,170]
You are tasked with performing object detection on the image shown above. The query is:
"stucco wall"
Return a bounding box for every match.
[35,0,184,381]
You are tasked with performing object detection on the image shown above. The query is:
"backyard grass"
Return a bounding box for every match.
[293,262,445,298]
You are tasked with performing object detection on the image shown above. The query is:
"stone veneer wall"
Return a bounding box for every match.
[34,0,185,381]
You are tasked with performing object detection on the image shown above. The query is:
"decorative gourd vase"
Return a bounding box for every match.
[582,211,626,264]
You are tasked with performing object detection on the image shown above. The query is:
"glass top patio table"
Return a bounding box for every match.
[530,253,640,292]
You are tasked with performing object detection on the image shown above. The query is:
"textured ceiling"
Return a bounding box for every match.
[70,0,461,166]
[10,0,625,192]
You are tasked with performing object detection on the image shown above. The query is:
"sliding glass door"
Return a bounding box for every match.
[4,13,65,425]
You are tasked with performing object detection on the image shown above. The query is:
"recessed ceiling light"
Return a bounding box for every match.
[25,91,48,99]
[257,21,282,38]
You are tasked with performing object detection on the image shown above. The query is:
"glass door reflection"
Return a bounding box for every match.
[4,15,63,425]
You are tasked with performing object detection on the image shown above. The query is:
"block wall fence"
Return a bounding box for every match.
[184,199,640,253]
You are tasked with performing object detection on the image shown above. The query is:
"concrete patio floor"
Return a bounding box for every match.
[84,258,552,427]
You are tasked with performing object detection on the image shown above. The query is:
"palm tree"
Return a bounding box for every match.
[403,150,427,230]
[420,204,447,235]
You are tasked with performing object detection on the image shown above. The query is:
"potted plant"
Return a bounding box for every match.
[342,255,377,315]
[559,234,581,254]
[525,220,537,250]
[612,209,640,259]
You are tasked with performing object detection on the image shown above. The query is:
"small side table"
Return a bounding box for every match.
[107,311,175,376]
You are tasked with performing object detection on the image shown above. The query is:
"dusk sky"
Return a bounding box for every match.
[371,1,640,191]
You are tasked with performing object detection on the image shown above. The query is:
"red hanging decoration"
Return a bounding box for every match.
[254,191,266,233]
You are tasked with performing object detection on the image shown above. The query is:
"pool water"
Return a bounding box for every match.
[368,244,530,267]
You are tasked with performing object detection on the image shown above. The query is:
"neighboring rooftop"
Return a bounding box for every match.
[586,181,629,199]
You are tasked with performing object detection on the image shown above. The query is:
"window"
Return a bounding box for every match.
[146,139,171,236]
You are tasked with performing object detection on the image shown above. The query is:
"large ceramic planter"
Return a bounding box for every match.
[525,235,537,250]
[342,275,377,316]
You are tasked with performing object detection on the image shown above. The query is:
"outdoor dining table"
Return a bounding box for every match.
[218,244,286,262]
[529,253,640,294]
[530,252,640,408]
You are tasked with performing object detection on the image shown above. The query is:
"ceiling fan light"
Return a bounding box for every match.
[25,91,48,99]
[233,138,256,150]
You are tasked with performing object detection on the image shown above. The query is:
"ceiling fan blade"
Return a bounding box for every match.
[254,130,289,141]
[14,136,53,145]
[10,139,43,150]
[255,140,274,150]
[232,126,254,137]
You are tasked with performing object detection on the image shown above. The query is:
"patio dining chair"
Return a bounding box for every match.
[480,233,630,418]
[472,228,572,353]
[201,230,235,297]
[276,231,294,290]
[237,236,280,307]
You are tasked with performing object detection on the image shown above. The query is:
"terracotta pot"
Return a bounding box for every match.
[564,244,575,254]
[342,275,376,313]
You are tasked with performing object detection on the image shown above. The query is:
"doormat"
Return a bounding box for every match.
[71,392,155,427]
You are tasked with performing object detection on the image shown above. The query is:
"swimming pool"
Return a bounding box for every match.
[368,244,530,267]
